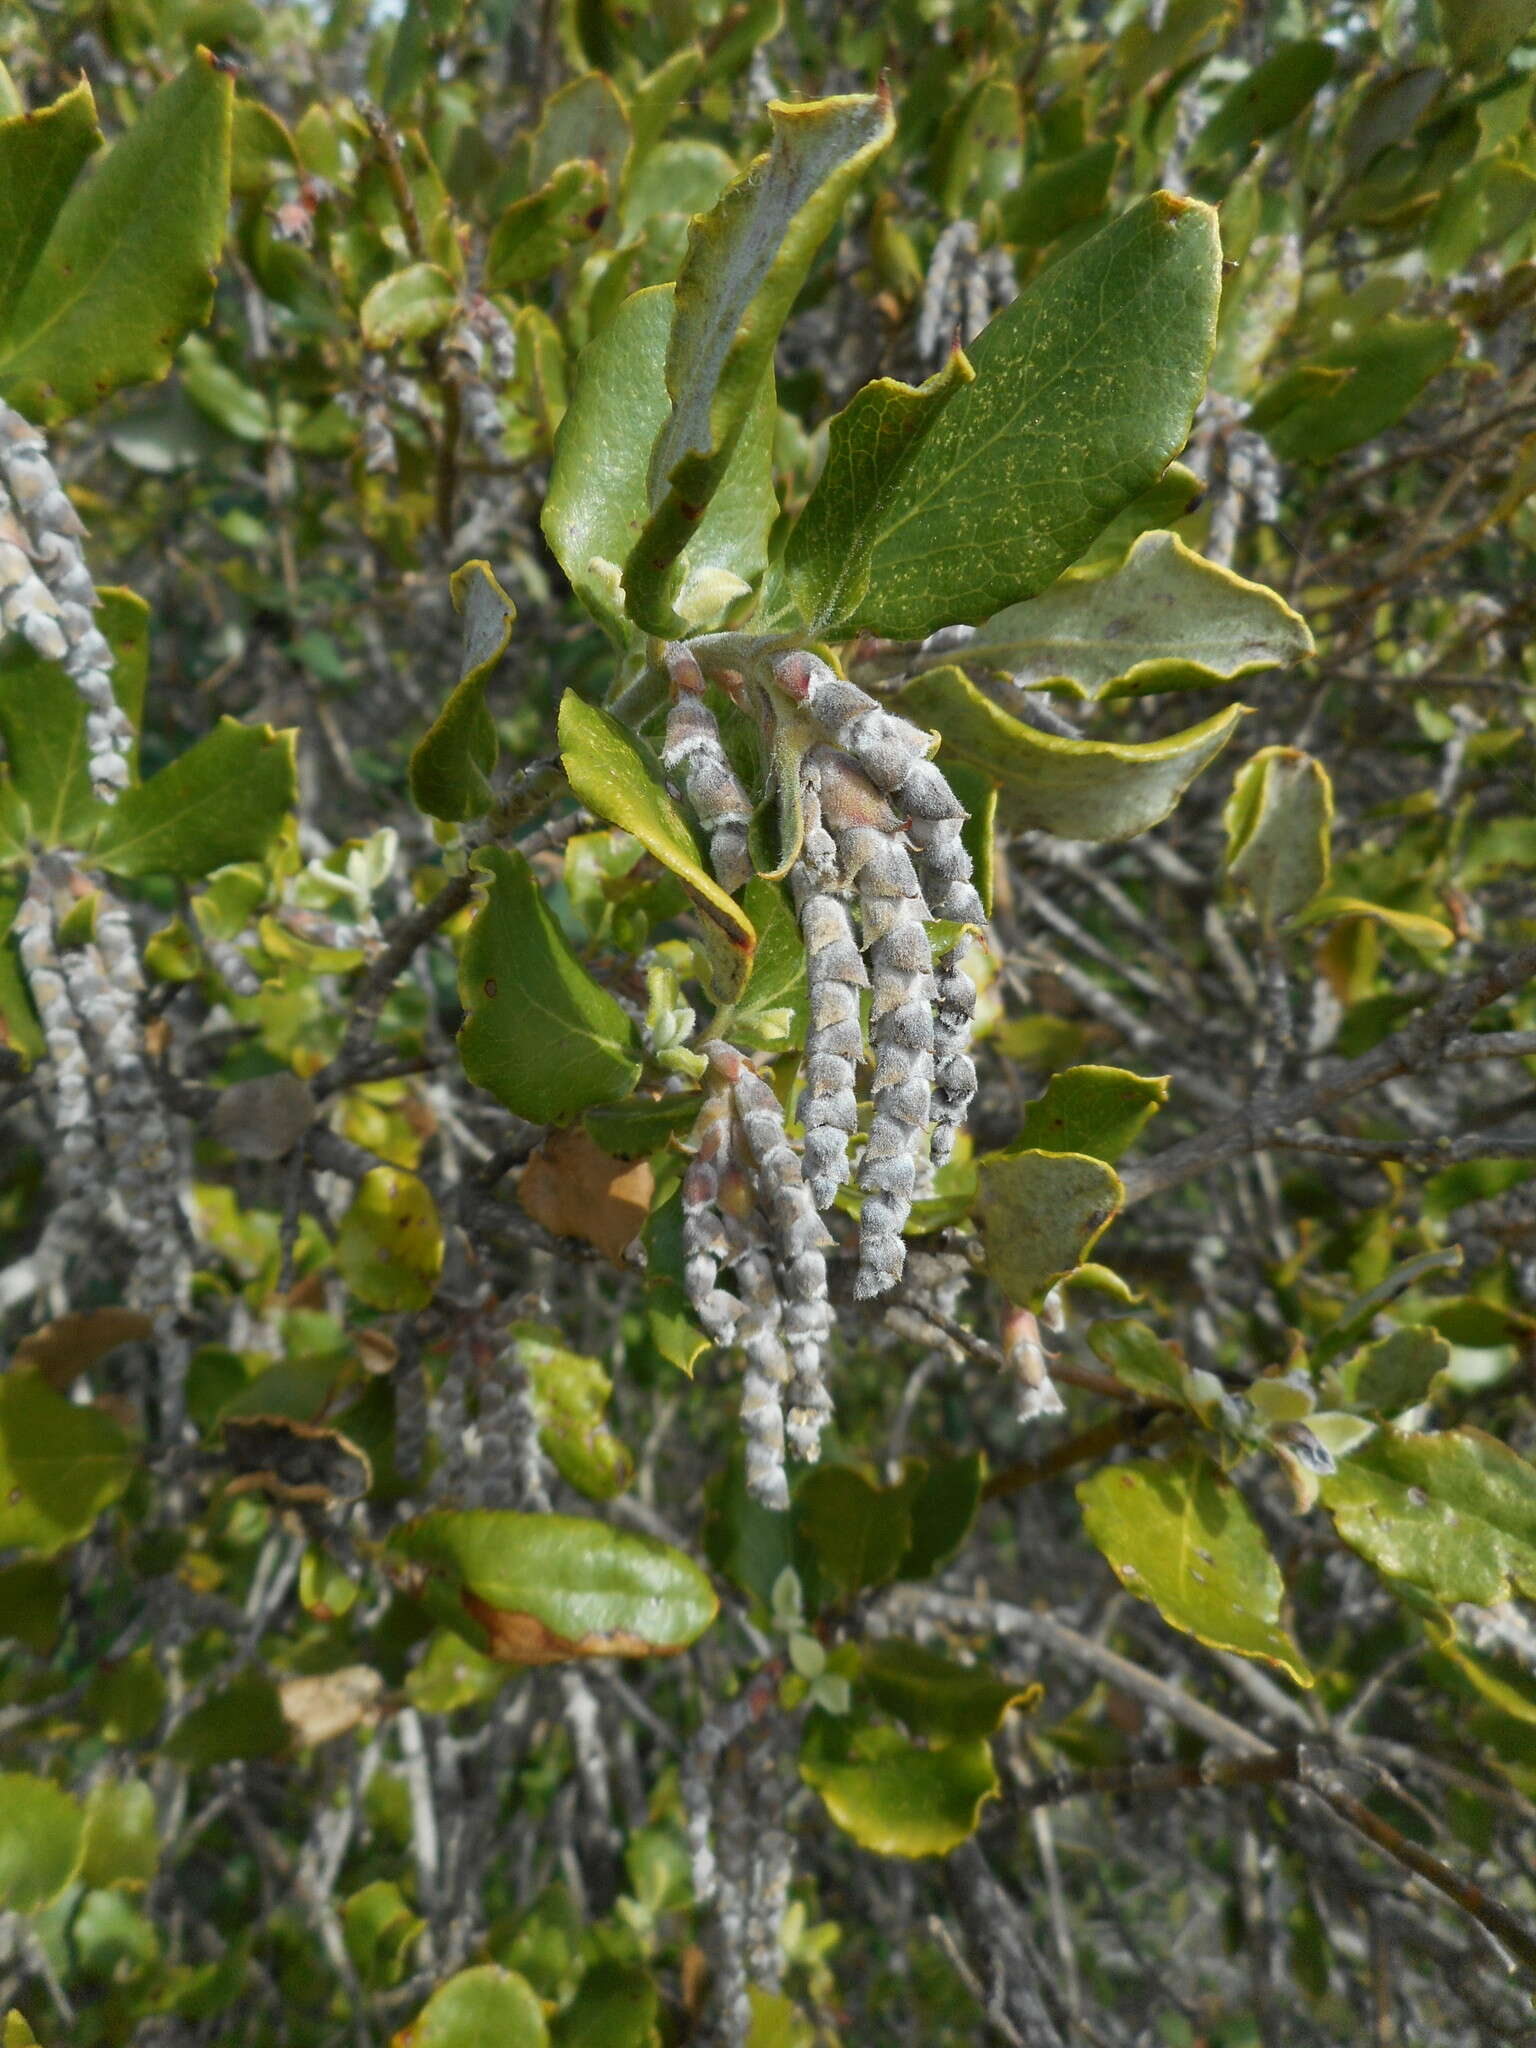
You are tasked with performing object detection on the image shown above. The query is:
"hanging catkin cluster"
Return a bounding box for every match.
[681,1045,833,1510]
[0,403,135,799]
[341,354,421,475]
[13,856,191,1424]
[444,295,518,455]
[771,650,983,1279]
[666,644,985,1500]
[681,1694,793,2048]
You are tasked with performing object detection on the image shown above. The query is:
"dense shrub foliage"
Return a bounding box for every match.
[4,1,1536,2042]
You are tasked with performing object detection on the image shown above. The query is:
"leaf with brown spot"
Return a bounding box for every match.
[388,1509,717,1666]
[517,1127,654,1264]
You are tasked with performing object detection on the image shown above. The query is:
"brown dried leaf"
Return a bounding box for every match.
[278,1665,385,1745]
[517,1126,654,1264]
[221,1415,373,1507]
[14,1308,154,1387]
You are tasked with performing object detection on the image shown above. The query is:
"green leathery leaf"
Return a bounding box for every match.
[583,1094,701,1159]
[965,533,1313,702]
[486,161,608,291]
[409,561,515,822]
[1014,1065,1169,1163]
[163,1671,288,1765]
[542,286,777,646]
[624,91,895,635]
[642,1181,710,1378]
[1089,1320,1191,1407]
[1334,1327,1452,1415]
[558,692,756,1001]
[1079,1453,1312,1685]
[550,1959,658,2047]
[0,80,103,323]
[1321,1426,1536,1605]
[795,1466,913,1599]
[1069,463,1204,577]
[80,1778,158,1891]
[0,1774,85,1912]
[178,334,272,442]
[1188,40,1335,170]
[388,1509,718,1663]
[896,1453,984,1581]
[1001,138,1121,248]
[0,1559,67,1655]
[898,667,1245,842]
[785,348,975,632]
[734,876,808,1046]
[1224,746,1333,928]
[842,193,1222,641]
[0,588,148,844]
[1259,317,1460,462]
[3,2014,37,2048]
[0,1368,134,1556]
[92,717,297,879]
[799,1710,997,1858]
[530,70,630,191]
[0,52,233,423]
[1294,894,1455,951]
[1210,229,1302,399]
[861,1640,1040,1742]
[359,261,458,348]
[342,1879,424,1989]
[457,846,642,1125]
[511,1322,634,1502]
[399,1965,548,2047]
[975,1150,1123,1303]
[1437,0,1536,71]
[335,1167,443,1313]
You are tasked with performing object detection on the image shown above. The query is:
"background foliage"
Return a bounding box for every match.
[3,0,1536,2043]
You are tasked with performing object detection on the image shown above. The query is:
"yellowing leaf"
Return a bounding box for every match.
[558,692,756,999]
[335,1167,443,1313]
[1078,1452,1312,1685]
[799,1712,997,1858]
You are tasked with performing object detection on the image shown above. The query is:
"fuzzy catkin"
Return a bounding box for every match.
[774,649,985,1205]
[0,405,135,800]
[789,777,865,1210]
[663,650,754,893]
[710,1043,834,1474]
[808,750,936,1298]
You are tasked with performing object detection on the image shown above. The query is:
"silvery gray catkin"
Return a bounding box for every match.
[810,750,935,1297]
[774,649,983,1216]
[14,857,190,1424]
[663,649,754,893]
[682,1046,836,1508]
[0,404,135,801]
[791,760,865,1211]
